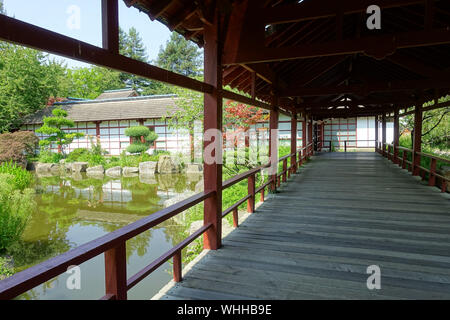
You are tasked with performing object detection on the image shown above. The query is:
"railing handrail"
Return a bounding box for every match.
[382,143,450,165]
[0,190,214,300]
[0,147,310,300]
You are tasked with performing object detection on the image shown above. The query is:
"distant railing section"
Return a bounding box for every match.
[377,142,449,193]
[0,143,314,300]
[322,140,376,152]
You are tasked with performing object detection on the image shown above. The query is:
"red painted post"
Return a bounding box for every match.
[260,188,265,202]
[203,11,222,250]
[393,109,400,164]
[104,242,127,300]
[247,173,255,213]
[299,150,303,167]
[290,113,297,173]
[282,159,287,182]
[309,116,313,156]
[374,115,378,153]
[233,208,239,228]
[173,251,182,283]
[302,114,307,155]
[413,104,422,176]
[429,158,437,186]
[402,151,407,169]
[269,98,279,192]
[101,0,119,54]
[382,113,386,157]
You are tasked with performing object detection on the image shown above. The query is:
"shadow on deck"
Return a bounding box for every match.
[153,152,450,300]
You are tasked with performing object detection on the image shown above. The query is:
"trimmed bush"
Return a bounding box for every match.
[124,126,158,155]
[124,126,150,138]
[126,143,149,154]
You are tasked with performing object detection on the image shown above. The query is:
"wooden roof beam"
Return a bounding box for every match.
[281,77,450,97]
[263,0,425,25]
[224,28,450,64]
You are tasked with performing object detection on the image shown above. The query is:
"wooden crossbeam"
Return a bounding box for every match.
[281,77,450,97]
[263,0,424,25]
[0,14,213,94]
[224,28,450,64]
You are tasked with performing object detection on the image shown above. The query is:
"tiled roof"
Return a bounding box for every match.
[95,89,138,100]
[23,95,179,124]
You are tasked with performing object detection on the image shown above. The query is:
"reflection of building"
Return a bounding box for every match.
[22,89,193,156]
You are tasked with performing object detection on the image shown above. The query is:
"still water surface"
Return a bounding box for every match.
[14,172,202,300]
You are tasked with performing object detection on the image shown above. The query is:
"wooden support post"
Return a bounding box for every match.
[104,242,127,300]
[291,114,297,173]
[101,0,119,54]
[344,141,347,153]
[413,104,422,176]
[382,113,387,157]
[233,208,239,228]
[402,151,407,169]
[173,251,182,283]
[309,116,313,156]
[282,159,287,182]
[260,188,265,202]
[247,174,255,213]
[269,99,279,192]
[393,109,400,164]
[320,122,324,151]
[203,11,222,250]
[429,158,437,186]
[302,115,307,154]
[374,115,379,153]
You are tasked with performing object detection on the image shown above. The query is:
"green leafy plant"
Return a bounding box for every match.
[35,107,84,154]
[38,150,64,164]
[124,126,158,154]
[0,161,34,191]
[0,174,35,252]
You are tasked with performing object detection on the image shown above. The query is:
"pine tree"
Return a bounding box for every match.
[119,27,151,92]
[156,32,202,77]
[0,1,5,14]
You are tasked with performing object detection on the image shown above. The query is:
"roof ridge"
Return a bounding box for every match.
[55,94,178,106]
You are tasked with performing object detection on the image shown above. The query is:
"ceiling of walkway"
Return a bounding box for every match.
[124,0,450,118]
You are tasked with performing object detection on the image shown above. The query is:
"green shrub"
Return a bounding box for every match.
[0,256,14,279]
[0,161,34,190]
[126,143,149,154]
[65,148,90,163]
[0,174,35,252]
[0,131,39,166]
[38,150,64,164]
[124,126,151,138]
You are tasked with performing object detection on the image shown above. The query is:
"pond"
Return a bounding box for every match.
[11,172,203,300]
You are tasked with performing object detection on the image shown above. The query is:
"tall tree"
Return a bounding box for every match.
[0,0,5,14]
[67,66,124,99]
[156,32,202,77]
[0,43,68,132]
[119,27,151,92]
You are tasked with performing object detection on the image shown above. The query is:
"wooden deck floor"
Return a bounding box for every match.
[154,152,450,300]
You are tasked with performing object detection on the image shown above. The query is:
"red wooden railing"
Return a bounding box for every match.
[0,143,314,300]
[379,142,449,193]
[323,140,376,152]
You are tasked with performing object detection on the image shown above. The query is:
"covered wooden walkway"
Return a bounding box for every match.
[155,152,450,300]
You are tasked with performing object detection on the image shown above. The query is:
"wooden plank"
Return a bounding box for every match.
[156,152,450,300]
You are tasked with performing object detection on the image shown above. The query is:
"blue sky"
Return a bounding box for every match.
[3,0,173,68]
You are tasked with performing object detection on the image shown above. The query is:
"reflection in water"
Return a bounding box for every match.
[12,172,202,300]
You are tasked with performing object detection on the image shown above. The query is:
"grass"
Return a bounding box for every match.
[0,161,34,190]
